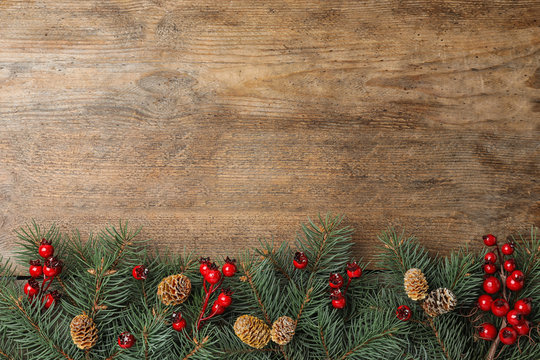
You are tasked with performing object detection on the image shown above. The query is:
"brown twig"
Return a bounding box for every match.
[295,287,312,323]
[427,318,452,360]
[0,348,15,360]
[319,327,331,360]
[240,262,271,325]
[182,336,209,360]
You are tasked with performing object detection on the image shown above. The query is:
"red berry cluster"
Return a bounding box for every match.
[117,331,136,349]
[329,261,362,309]
[24,238,63,309]
[196,257,236,330]
[477,234,532,346]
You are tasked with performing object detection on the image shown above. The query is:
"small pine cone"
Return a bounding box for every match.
[157,274,191,305]
[404,268,429,301]
[234,315,271,349]
[270,316,296,345]
[422,288,458,317]
[70,314,98,350]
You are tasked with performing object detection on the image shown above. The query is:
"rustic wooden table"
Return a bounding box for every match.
[0,0,538,270]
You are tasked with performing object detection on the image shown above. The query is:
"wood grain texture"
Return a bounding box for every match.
[1,0,539,271]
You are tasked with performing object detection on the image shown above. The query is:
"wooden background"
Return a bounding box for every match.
[1,0,539,270]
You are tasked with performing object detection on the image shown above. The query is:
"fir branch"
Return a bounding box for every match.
[182,336,209,360]
[295,287,312,323]
[0,349,14,360]
[239,260,271,325]
[427,318,451,360]
[339,328,397,360]
[319,327,331,360]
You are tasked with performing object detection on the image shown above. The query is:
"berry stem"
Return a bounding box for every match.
[486,319,506,360]
[196,278,223,330]
[343,277,352,295]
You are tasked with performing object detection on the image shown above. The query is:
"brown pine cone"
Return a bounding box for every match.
[404,268,429,301]
[270,316,296,345]
[157,274,191,306]
[234,315,271,349]
[422,288,458,317]
[70,314,98,350]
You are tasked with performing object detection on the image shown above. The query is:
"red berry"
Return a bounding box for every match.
[510,270,524,281]
[506,276,524,292]
[43,256,63,277]
[222,257,236,277]
[483,276,500,294]
[331,296,346,309]
[171,312,186,331]
[491,298,510,317]
[118,332,136,349]
[503,259,516,272]
[211,301,226,315]
[217,289,233,308]
[24,279,39,297]
[346,262,362,278]
[499,327,517,345]
[29,260,42,278]
[506,310,525,326]
[478,323,497,340]
[199,257,211,277]
[483,263,497,274]
[396,305,411,321]
[514,298,532,316]
[39,244,54,259]
[293,252,308,269]
[205,264,222,284]
[501,243,514,255]
[42,290,60,309]
[483,234,497,246]
[132,265,148,280]
[329,273,344,289]
[477,294,493,312]
[514,321,530,336]
[484,252,497,264]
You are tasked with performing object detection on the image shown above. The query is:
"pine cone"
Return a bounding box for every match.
[70,314,98,350]
[270,316,296,345]
[157,274,191,305]
[404,268,429,301]
[234,315,271,349]
[422,288,458,317]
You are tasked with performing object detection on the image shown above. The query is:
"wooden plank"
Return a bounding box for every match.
[0,0,539,272]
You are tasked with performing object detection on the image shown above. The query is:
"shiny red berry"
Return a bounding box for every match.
[172,319,186,331]
[204,263,222,284]
[216,289,233,308]
[503,259,516,272]
[506,310,525,326]
[499,327,517,345]
[501,243,514,255]
[199,257,211,277]
[506,276,524,292]
[24,279,39,297]
[118,332,136,349]
[483,276,500,294]
[222,257,236,277]
[211,301,226,315]
[29,260,42,278]
[293,252,308,269]
[171,312,186,331]
[477,294,493,312]
[484,252,497,264]
[478,323,497,340]
[42,290,60,309]
[396,305,411,321]
[39,243,54,259]
[491,298,510,317]
[132,265,148,280]
[483,263,497,274]
[329,273,344,289]
[510,270,524,281]
[482,234,497,246]
[331,296,346,309]
[514,321,530,336]
[514,298,532,316]
[346,262,362,278]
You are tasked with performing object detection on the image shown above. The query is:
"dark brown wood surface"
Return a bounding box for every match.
[1,0,539,271]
